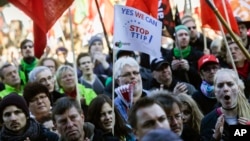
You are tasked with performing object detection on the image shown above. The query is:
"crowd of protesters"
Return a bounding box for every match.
[0,5,250,141]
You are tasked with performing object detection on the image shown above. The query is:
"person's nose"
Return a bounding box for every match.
[170,118,178,126]
[10,113,17,121]
[155,121,164,128]
[37,98,43,104]
[223,84,229,90]
[66,119,74,128]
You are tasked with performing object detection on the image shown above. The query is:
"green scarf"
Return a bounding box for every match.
[173,45,191,59]
[20,58,38,72]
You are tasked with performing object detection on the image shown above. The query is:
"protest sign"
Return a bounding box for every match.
[113,5,162,58]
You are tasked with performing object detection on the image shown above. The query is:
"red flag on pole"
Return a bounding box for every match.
[8,0,74,58]
[126,0,158,18]
[200,0,239,34]
[88,0,114,35]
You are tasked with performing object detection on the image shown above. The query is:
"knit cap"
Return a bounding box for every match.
[88,35,103,48]
[0,93,30,123]
[175,25,190,33]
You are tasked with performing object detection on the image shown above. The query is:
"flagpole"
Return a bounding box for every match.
[94,0,112,53]
[221,0,231,29]
[205,0,250,61]
[214,12,238,75]
[94,0,115,135]
[68,7,81,105]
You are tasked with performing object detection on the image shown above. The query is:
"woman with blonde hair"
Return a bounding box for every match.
[200,68,250,141]
[177,93,203,133]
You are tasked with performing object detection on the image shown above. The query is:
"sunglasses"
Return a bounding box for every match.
[188,26,196,30]
[21,45,33,49]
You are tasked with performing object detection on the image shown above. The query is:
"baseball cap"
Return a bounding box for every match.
[198,54,219,71]
[116,50,135,59]
[150,58,169,72]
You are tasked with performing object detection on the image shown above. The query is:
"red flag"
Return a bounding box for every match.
[8,0,74,58]
[126,0,158,18]
[200,0,239,34]
[161,0,175,37]
[88,0,114,35]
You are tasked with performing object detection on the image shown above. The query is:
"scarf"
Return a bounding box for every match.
[0,118,41,141]
[173,45,191,59]
[20,58,38,73]
[200,81,215,98]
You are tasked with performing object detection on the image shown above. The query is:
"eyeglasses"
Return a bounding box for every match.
[30,94,48,103]
[188,26,196,30]
[167,113,183,122]
[21,45,33,49]
[119,71,140,77]
[39,76,54,85]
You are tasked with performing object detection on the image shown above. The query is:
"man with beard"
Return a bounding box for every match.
[200,68,250,141]
[0,93,59,140]
[19,39,38,82]
[165,25,204,89]
[114,57,149,122]
[52,97,95,141]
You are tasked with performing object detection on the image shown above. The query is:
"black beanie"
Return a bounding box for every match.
[0,93,29,123]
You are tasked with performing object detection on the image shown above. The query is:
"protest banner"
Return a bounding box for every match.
[113,5,162,58]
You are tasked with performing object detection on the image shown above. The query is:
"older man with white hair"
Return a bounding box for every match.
[114,57,149,121]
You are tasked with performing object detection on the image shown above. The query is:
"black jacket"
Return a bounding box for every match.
[165,47,203,89]
[0,118,58,141]
[192,90,219,115]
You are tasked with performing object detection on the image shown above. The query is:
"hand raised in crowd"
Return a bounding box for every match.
[238,117,250,125]
[178,59,190,71]
[11,51,19,67]
[173,82,188,95]
[212,114,224,140]
[171,59,181,70]
[93,52,109,69]
[203,48,210,55]
[171,59,189,71]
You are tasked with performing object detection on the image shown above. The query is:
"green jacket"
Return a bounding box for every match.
[0,84,23,98]
[60,83,97,105]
